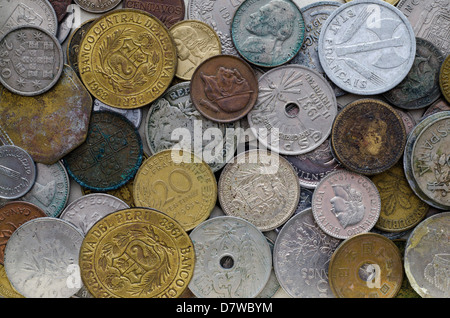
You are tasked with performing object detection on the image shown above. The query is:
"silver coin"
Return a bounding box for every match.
[0,0,58,37]
[293,0,345,8]
[0,25,64,96]
[275,187,314,233]
[404,212,450,298]
[73,0,122,13]
[218,150,300,231]
[248,65,337,155]
[59,193,129,235]
[318,0,416,95]
[4,217,84,298]
[145,81,238,172]
[273,208,340,298]
[256,238,281,298]
[56,5,75,44]
[0,145,36,200]
[188,216,272,298]
[21,160,70,217]
[93,99,142,129]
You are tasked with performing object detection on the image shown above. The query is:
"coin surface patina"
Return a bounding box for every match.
[79,208,195,298]
[331,99,406,175]
[66,19,96,77]
[78,9,177,109]
[133,149,217,231]
[328,232,403,298]
[440,54,450,104]
[124,0,185,29]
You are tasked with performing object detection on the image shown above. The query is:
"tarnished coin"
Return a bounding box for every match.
[311,170,381,240]
[231,0,305,67]
[73,0,121,13]
[218,150,300,232]
[371,162,428,233]
[395,108,416,136]
[56,5,75,44]
[4,217,84,298]
[0,0,58,36]
[440,54,450,104]
[133,149,217,231]
[59,193,129,235]
[170,20,221,80]
[124,0,185,29]
[145,81,238,172]
[421,99,450,120]
[93,99,143,129]
[0,25,64,96]
[248,65,337,155]
[0,264,23,298]
[190,54,259,123]
[189,216,272,298]
[331,99,406,175]
[79,208,195,298]
[404,212,450,298]
[78,9,177,109]
[393,239,421,299]
[66,18,96,77]
[273,208,340,298]
[63,111,143,192]
[48,0,72,23]
[383,38,445,110]
[0,145,36,200]
[0,201,46,264]
[318,0,416,95]
[328,232,403,298]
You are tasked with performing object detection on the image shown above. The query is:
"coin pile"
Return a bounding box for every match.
[0,0,449,299]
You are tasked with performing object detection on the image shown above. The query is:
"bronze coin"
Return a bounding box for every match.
[48,0,73,23]
[123,0,185,29]
[63,110,143,192]
[0,201,46,264]
[331,99,406,175]
[190,54,259,123]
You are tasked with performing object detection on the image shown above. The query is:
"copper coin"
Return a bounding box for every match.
[123,0,185,29]
[0,201,46,264]
[48,0,72,23]
[331,99,406,175]
[190,54,259,123]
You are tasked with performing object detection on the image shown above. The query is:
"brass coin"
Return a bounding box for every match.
[0,264,23,298]
[79,208,195,298]
[78,9,177,109]
[133,149,217,231]
[440,54,450,104]
[328,232,403,298]
[331,99,406,175]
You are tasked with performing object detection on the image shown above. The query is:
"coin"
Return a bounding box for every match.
[0,145,36,200]
[145,81,238,172]
[56,5,75,44]
[0,25,64,96]
[0,264,23,298]
[331,99,406,175]
[4,217,84,298]
[66,18,96,77]
[328,232,403,298]
[344,0,399,5]
[0,201,46,264]
[124,0,185,29]
[257,238,281,298]
[311,170,381,240]
[133,149,217,231]
[63,110,143,192]
[188,216,272,298]
[190,54,259,123]
[231,0,305,68]
[59,193,129,235]
[248,65,337,155]
[318,0,416,95]
[394,108,416,136]
[421,99,450,120]
[404,212,450,298]
[73,0,122,13]
[371,162,428,233]
[383,38,445,110]
[440,54,450,104]
[273,208,340,298]
[48,0,72,23]
[79,208,195,298]
[218,150,300,232]
[78,9,177,109]
[93,98,143,129]
[170,20,221,80]
[392,239,421,299]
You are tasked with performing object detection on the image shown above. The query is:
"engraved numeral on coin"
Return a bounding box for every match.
[151,169,193,209]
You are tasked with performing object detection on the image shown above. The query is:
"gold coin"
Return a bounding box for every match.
[169,20,221,80]
[79,208,195,298]
[440,54,450,104]
[133,149,217,231]
[78,9,177,109]
[0,264,23,298]
[328,233,403,298]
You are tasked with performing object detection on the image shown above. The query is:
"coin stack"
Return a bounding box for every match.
[0,0,449,299]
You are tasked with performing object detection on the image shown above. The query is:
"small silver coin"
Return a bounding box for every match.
[73,0,122,13]
[93,99,142,129]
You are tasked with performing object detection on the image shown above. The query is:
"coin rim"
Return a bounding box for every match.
[439,54,450,105]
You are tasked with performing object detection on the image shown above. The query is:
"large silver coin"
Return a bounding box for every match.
[318,0,416,95]
[4,217,84,298]
[248,65,337,155]
[273,208,340,298]
[0,0,58,37]
[404,212,450,298]
[59,193,129,235]
[218,150,300,231]
[0,145,36,200]
[188,216,272,298]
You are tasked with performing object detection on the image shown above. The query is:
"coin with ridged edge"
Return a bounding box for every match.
[440,55,450,104]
